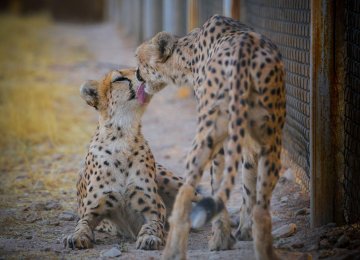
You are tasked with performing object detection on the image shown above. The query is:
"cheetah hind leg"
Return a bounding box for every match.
[209,209,235,251]
[208,150,235,250]
[235,202,253,241]
[252,153,280,260]
[253,205,279,260]
[191,197,235,253]
[235,153,258,241]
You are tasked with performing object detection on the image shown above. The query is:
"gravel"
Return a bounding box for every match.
[272,223,297,238]
[59,211,77,221]
[100,246,122,258]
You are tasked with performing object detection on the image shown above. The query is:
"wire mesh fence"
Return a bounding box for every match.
[111,0,360,226]
[244,0,360,225]
[244,0,311,190]
[344,0,360,224]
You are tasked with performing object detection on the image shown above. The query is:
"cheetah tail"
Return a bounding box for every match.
[190,197,224,229]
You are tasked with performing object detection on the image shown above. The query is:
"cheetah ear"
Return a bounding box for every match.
[152,31,176,63]
[80,80,99,109]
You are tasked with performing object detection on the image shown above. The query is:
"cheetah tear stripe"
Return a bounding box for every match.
[136,82,147,104]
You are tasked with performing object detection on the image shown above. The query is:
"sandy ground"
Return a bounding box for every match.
[1,21,359,260]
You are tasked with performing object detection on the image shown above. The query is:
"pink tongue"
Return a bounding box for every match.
[136,83,147,104]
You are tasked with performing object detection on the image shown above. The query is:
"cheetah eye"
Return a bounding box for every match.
[136,68,144,82]
[112,76,130,84]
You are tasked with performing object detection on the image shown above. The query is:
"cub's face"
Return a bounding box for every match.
[135,32,177,95]
[80,68,149,118]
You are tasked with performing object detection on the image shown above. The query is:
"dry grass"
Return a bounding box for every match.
[0,14,93,194]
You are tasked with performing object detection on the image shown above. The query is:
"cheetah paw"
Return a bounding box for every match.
[136,234,162,250]
[209,229,235,251]
[235,225,253,241]
[63,230,94,249]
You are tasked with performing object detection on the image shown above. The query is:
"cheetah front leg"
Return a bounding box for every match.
[64,193,116,249]
[130,190,166,250]
[64,216,98,249]
[162,184,194,260]
[208,145,235,251]
[209,207,235,251]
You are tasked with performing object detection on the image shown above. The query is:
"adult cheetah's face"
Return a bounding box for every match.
[135,32,177,95]
[80,68,149,117]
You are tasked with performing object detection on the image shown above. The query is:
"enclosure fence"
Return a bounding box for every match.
[243,0,360,226]
[344,0,360,225]
[244,0,311,192]
[109,0,360,227]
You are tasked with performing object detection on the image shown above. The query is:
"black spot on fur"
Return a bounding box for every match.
[244,185,251,195]
[225,188,231,199]
[207,136,213,148]
[244,162,253,169]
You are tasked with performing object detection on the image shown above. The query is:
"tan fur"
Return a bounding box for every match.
[162,184,193,260]
[136,15,286,260]
[64,69,199,250]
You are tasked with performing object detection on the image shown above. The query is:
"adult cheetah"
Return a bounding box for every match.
[63,69,199,250]
[136,15,286,260]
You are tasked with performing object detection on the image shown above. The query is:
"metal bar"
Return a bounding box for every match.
[310,0,339,227]
[143,0,163,40]
[163,0,187,36]
[223,0,232,17]
[187,0,199,32]
[231,0,241,20]
[333,0,346,225]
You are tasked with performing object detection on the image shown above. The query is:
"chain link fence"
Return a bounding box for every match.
[244,0,359,224]
[244,0,311,191]
[344,0,360,224]
[111,0,360,225]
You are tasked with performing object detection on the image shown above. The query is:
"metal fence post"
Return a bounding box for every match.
[187,0,199,32]
[163,0,187,36]
[310,0,343,227]
[143,0,163,40]
[223,0,240,20]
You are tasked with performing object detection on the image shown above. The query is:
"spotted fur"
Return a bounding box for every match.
[136,15,286,260]
[63,69,199,250]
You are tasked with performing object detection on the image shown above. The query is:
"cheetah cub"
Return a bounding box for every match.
[64,69,196,250]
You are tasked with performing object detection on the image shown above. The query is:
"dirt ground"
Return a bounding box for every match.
[1,17,359,260]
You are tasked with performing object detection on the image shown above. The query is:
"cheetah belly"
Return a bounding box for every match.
[109,199,145,240]
[100,178,146,240]
[103,162,149,239]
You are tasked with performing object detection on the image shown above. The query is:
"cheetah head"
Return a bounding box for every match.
[136,32,187,95]
[80,68,149,119]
